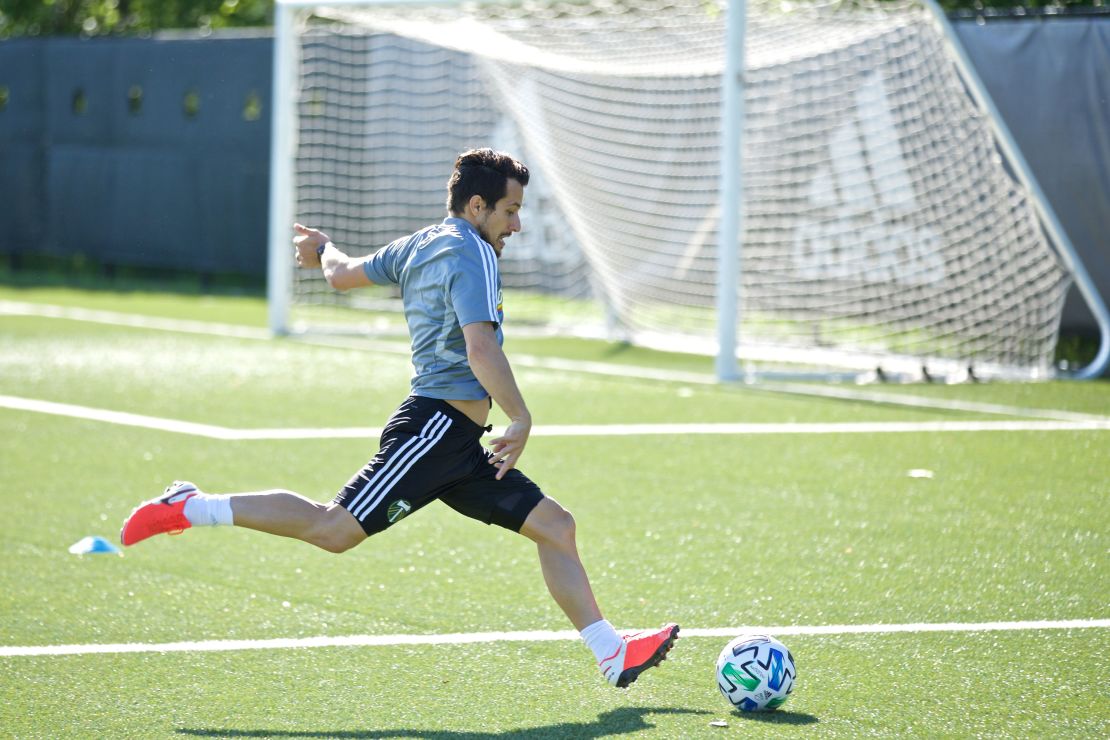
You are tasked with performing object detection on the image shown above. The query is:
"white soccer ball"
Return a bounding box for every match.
[716,634,796,712]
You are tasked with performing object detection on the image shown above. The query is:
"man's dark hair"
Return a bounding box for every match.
[447,148,530,214]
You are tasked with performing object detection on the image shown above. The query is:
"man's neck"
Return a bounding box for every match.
[448,213,480,232]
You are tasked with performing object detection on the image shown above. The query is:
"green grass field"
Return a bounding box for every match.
[1,285,1108,738]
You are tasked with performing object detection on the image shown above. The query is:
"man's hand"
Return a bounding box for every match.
[293,223,330,268]
[487,415,532,480]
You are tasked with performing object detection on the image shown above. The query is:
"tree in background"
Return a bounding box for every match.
[0,0,272,38]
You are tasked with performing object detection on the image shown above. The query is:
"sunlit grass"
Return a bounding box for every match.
[0,286,1107,737]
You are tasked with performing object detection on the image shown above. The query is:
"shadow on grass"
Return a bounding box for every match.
[729,709,820,726]
[177,706,715,738]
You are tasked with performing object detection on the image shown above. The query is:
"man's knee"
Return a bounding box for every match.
[314,530,363,554]
[521,498,576,545]
[550,505,576,542]
[309,505,367,553]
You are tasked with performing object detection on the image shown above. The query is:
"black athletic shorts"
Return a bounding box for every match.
[334,396,545,536]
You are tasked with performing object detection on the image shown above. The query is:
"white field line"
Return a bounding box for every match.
[504,420,1110,436]
[0,395,379,440]
[3,619,1107,658]
[3,395,1110,440]
[3,299,1106,422]
[0,300,273,341]
[761,381,1110,423]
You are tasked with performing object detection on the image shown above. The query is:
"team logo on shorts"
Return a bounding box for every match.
[387,499,412,523]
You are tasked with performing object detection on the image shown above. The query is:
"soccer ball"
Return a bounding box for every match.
[716,634,796,712]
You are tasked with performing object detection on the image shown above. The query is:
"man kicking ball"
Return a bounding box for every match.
[121,148,678,688]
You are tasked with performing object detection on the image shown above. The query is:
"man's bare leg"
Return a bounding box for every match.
[518,497,603,630]
[518,496,679,687]
[121,482,365,553]
[230,492,366,553]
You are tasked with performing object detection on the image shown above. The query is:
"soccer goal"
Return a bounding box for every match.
[268,0,1110,381]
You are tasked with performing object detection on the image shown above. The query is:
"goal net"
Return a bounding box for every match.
[271,0,1082,381]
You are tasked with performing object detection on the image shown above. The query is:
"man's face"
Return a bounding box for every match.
[475,178,524,257]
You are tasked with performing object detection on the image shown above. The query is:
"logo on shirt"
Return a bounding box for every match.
[496,289,504,323]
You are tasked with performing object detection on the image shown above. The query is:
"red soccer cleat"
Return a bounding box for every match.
[598,622,680,687]
[120,481,198,546]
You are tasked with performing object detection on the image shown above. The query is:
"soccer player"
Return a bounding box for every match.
[120,148,678,688]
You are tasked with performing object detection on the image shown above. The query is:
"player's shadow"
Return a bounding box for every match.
[177,706,712,738]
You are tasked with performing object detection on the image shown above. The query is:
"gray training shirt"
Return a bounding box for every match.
[362,217,504,401]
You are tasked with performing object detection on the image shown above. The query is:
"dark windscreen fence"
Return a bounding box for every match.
[0,20,1107,325]
[953,17,1110,335]
[0,33,272,276]
[0,38,46,249]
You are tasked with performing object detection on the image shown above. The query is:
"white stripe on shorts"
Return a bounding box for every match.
[348,412,453,521]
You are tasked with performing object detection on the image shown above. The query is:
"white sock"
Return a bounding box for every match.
[183,493,234,527]
[580,619,623,664]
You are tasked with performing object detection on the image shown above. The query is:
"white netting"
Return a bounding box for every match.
[285,0,1072,379]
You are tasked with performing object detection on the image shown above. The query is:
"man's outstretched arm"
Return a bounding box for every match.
[293,223,375,291]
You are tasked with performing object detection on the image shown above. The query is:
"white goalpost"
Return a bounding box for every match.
[268,0,1110,382]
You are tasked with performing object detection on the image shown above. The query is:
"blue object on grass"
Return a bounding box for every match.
[68,536,122,555]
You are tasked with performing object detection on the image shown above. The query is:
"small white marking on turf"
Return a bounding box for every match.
[2,619,1107,657]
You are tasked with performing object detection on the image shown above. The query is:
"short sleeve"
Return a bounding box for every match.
[362,236,407,285]
[449,239,500,328]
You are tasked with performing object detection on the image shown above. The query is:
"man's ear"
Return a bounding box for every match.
[467,193,486,216]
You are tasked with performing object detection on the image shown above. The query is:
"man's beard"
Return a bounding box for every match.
[479,226,503,257]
